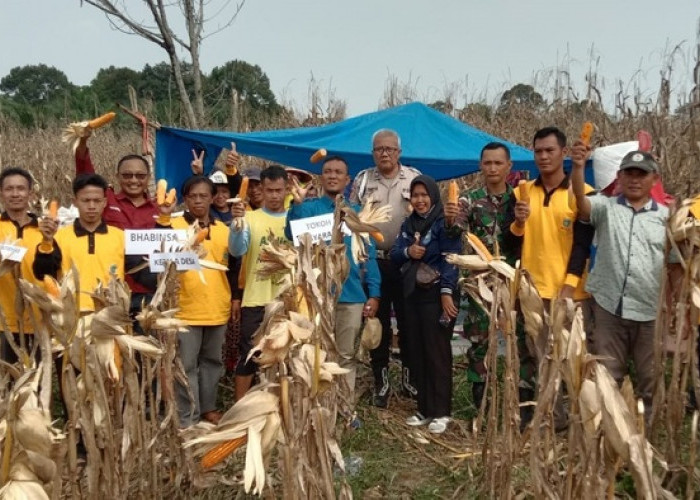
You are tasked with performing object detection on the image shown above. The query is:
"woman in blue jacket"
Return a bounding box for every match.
[390,175,462,434]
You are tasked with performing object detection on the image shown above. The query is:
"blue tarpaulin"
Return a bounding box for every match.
[155,101,590,192]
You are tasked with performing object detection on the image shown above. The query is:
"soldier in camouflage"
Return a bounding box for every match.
[444,142,533,412]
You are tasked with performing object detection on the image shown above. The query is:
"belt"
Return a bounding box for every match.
[376,249,390,260]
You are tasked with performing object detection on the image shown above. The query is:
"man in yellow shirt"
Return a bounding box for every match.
[0,168,44,363]
[229,165,289,400]
[515,127,593,431]
[34,174,125,313]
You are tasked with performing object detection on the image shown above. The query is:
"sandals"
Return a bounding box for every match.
[428,417,451,434]
[405,413,431,426]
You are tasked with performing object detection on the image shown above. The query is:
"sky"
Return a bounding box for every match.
[1,0,698,118]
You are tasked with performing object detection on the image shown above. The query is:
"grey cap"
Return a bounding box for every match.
[619,151,658,173]
[245,167,262,181]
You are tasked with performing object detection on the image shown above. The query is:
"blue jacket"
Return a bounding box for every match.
[284,196,381,304]
[390,214,462,294]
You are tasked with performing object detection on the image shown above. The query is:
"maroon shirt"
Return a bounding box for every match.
[76,150,159,293]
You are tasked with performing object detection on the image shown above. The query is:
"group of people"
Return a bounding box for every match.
[0,123,684,435]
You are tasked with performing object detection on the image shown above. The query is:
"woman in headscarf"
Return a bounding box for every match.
[390,175,462,434]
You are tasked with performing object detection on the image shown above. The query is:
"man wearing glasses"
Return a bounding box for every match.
[350,129,420,407]
[75,135,160,322]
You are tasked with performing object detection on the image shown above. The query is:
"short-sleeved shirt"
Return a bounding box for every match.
[0,213,43,333]
[585,194,669,321]
[516,176,593,300]
[349,164,421,252]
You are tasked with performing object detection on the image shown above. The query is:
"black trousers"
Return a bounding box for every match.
[403,285,456,418]
[371,259,409,376]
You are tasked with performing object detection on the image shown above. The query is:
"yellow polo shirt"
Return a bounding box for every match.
[171,216,231,326]
[515,176,594,300]
[0,213,43,333]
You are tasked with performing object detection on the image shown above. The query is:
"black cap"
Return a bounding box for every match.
[619,151,658,173]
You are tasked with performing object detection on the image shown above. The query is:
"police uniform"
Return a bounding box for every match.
[349,164,420,405]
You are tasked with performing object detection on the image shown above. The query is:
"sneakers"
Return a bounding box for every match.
[428,417,451,434]
[405,413,431,426]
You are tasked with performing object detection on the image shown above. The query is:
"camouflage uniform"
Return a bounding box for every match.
[457,185,535,390]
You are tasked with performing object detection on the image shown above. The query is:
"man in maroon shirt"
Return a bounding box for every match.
[75,135,161,319]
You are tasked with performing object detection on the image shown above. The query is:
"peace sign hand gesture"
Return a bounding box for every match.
[191,149,205,175]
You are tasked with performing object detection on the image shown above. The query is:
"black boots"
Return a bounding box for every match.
[373,367,391,408]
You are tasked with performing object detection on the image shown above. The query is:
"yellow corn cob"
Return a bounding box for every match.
[448,180,459,204]
[195,227,209,244]
[310,148,327,163]
[44,275,60,298]
[467,232,494,262]
[156,179,168,205]
[48,200,59,219]
[518,180,530,203]
[88,111,116,129]
[369,231,384,243]
[201,435,248,469]
[238,177,249,199]
[580,121,593,146]
[165,188,177,206]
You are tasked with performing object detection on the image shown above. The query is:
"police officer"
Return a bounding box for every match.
[350,129,420,407]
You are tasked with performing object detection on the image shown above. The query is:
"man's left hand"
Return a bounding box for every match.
[514,200,530,225]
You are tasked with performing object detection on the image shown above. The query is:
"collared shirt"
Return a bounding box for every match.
[349,164,421,251]
[516,175,594,300]
[284,196,381,304]
[586,194,670,321]
[33,219,124,312]
[0,212,43,333]
[76,149,159,230]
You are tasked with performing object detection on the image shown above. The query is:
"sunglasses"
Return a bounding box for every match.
[119,172,149,180]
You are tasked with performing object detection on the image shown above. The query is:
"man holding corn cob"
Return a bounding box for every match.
[285,156,381,403]
[0,168,45,363]
[349,129,421,408]
[229,165,290,401]
[443,142,533,409]
[571,144,673,424]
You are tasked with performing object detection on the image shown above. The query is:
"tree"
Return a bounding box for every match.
[206,60,279,127]
[499,83,545,109]
[90,65,141,105]
[0,64,74,104]
[81,0,245,128]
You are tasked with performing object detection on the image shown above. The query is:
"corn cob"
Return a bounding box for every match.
[518,180,530,203]
[448,180,459,204]
[165,188,177,206]
[467,232,494,262]
[195,227,209,244]
[238,177,249,200]
[201,435,248,469]
[580,121,593,146]
[226,142,238,176]
[369,231,384,243]
[156,179,168,205]
[88,111,116,129]
[310,148,327,163]
[44,276,60,298]
[48,200,59,219]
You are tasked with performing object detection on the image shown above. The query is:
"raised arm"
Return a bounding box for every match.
[570,139,592,221]
[75,134,96,176]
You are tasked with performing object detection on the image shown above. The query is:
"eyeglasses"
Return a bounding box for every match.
[119,173,148,180]
[372,146,399,155]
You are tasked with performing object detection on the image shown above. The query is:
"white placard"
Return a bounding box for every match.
[289,213,351,245]
[0,244,27,262]
[125,229,187,255]
[148,252,201,272]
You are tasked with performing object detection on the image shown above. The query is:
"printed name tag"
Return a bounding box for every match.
[0,244,27,262]
[289,213,351,246]
[149,252,201,272]
[125,229,187,255]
